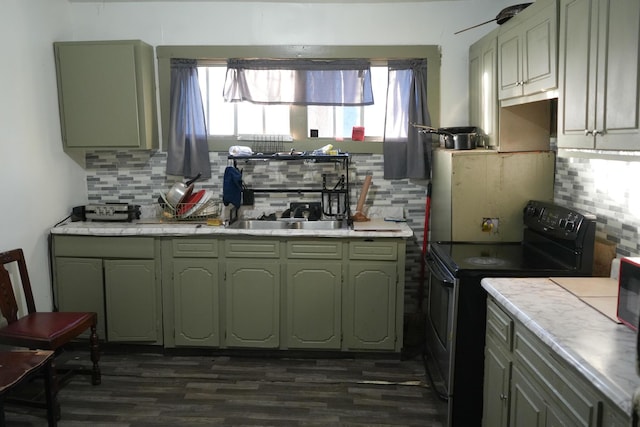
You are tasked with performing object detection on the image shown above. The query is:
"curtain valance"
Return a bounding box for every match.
[223,59,374,106]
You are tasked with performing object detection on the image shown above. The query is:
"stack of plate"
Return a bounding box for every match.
[159,190,219,220]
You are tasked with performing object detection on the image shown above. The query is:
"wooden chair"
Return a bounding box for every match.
[0,350,57,426]
[0,249,101,388]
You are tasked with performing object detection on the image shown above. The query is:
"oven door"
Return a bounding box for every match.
[424,252,458,402]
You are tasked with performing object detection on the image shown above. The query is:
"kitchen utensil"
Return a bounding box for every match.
[411,124,481,149]
[454,3,533,34]
[166,173,201,207]
[181,190,213,218]
[352,175,372,222]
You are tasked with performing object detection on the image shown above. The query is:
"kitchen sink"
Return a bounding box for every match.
[229,220,291,230]
[229,220,346,230]
[289,220,345,230]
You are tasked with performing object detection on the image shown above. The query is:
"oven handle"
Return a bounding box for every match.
[426,254,455,288]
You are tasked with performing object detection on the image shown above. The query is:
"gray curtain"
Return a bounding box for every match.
[224,59,374,106]
[383,59,431,180]
[166,59,211,179]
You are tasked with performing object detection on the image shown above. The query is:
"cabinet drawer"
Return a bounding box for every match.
[54,235,154,258]
[514,327,598,426]
[486,299,513,351]
[349,240,397,261]
[172,238,219,258]
[224,239,280,258]
[287,240,342,259]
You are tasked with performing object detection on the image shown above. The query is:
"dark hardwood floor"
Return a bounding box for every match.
[4,345,444,426]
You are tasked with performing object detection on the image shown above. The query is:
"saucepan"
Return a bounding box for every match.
[411,124,483,150]
[166,173,201,207]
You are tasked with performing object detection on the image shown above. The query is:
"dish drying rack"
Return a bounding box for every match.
[158,198,221,222]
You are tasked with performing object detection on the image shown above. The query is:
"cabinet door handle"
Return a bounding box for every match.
[584,129,593,136]
[500,393,508,400]
[593,129,603,136]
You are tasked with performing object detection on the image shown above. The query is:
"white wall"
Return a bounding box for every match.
[0,0,88,310]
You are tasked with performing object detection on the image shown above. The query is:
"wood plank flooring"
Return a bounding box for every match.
[4,347,444,426]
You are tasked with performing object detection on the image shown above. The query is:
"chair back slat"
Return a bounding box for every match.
[0,249,37,323]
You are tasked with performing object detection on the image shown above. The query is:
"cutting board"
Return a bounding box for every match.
[550,277,621,323]
[352,219,405,231]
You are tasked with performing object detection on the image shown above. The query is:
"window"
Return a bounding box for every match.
[197,62,388,141]
[156,45,441,154]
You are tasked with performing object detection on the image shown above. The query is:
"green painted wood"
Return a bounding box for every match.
[104,259,159,343]
[172,238,219,258]
[558,0,640,150]
[224,239,280,258]
[173,258,219,347]
[348,240,398,261]
[344,262,396,351]
[469,29,499,147]
[53,235,155,259]
[482,334,512,427]
[54,40,157,150]
[225,260,280,348]
[55,257,106,339]
[286,240,343,259]
[285,261,341,349]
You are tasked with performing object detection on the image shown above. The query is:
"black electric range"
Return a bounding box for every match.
[424,200,597,427]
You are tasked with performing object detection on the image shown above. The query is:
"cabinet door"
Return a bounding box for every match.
[559,0,640,150]
[594,0,640,150]
[498,25,523,100]
[469,30,499,146]
[54,41,157,150]
[173,259,219,347]
[225,260,280,348]
[557,0,599,149]
[510,365,546,427]
[522,1,557,95]
[286,261,341,349]
[104,259,159,343]
[344,262,396,350]
[482,336,511,427]
[55,257,106,339]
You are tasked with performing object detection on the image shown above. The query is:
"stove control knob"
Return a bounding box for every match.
[559,219,567,228]
[565,220,576,232]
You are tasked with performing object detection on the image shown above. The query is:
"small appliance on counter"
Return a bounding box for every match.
[72,203,141,222]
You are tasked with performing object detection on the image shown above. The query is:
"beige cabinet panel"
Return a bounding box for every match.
[469,29,499,147]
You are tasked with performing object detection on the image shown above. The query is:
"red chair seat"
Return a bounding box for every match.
[0,312,97,349]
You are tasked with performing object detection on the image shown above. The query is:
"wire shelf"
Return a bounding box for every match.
[159,198,221,222]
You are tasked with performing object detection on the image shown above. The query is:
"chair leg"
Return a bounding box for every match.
[89,324,101,386]
[43,359,58,426]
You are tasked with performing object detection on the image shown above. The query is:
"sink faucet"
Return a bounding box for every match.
[292,206,310,220]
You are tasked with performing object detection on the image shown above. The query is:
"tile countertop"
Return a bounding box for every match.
[50,220,414,238]
[481,277,639,416]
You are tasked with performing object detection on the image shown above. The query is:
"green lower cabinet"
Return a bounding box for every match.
[55,257,106,339]
[344,261,397,350]
[510,364,547,427]
[104,259,160,343]
[285,261,342,349]
[173,259,219,347]
[225,260,280,348]
[482,335,511,427]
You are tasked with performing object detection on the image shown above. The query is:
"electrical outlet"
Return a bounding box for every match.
[482,218,499,233]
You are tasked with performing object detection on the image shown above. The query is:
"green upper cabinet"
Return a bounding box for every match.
[53,40,158,150]
[497,0,558,102]
[557,0,640,150]
[469,28,499,147]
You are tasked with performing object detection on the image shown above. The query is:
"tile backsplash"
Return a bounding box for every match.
[555,155,640,258]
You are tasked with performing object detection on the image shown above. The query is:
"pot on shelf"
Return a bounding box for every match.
[411,124,483,150]
[166,173,201,207]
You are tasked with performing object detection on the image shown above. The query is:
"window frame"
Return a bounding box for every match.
[156,45,441,154]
